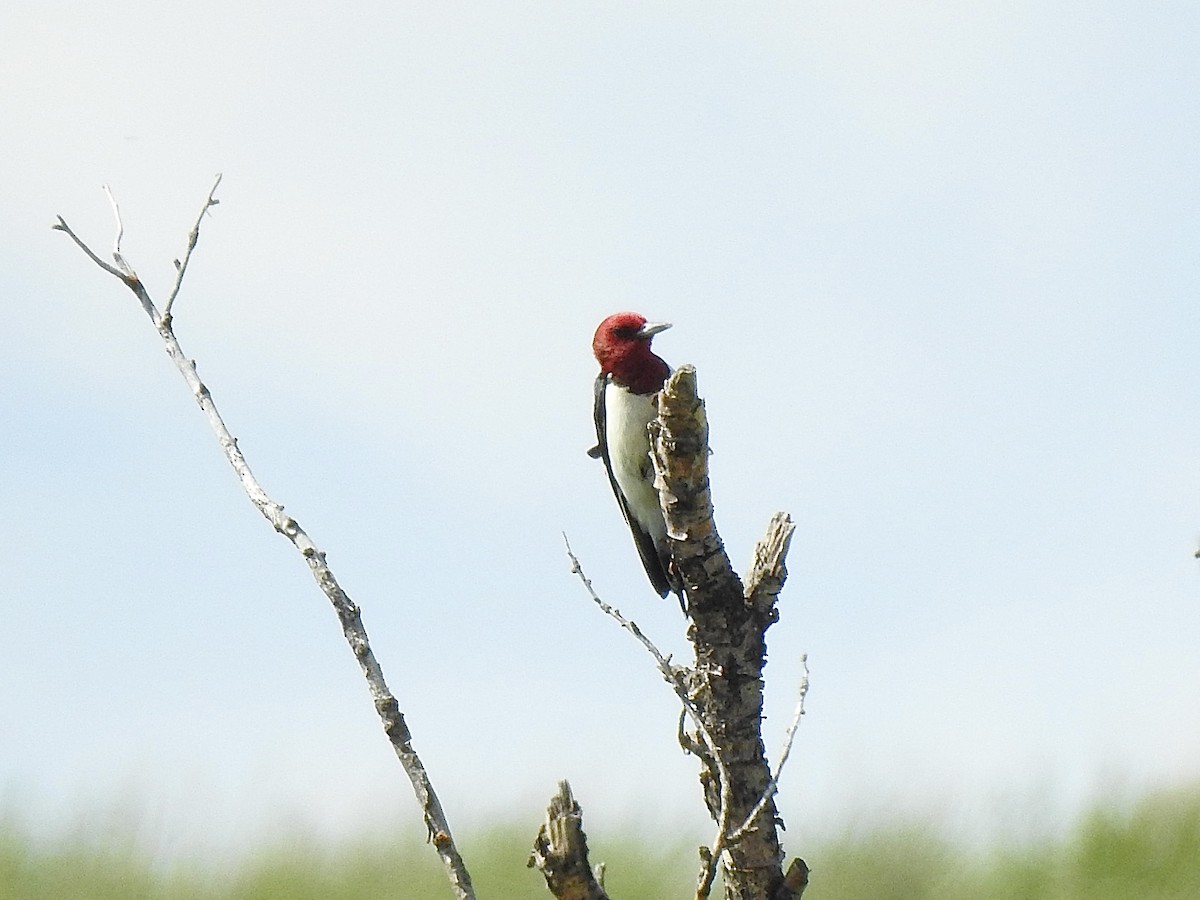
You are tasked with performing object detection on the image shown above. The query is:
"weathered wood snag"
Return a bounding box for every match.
[58,183,806,900]
[529,781,611,900]
[652,366,797,900]
[541,366,804,900]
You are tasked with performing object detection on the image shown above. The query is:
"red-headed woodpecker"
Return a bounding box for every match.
[589,312,684,602]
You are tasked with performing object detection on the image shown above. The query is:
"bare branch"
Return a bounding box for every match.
[773,858,810,900]
[52,216,128,281]
[54,182,476,900]
[54,198,157,321]
[162,173,222,325]
[744,512,796,615]
[101,183,135,278]
[529,781,611,900]
[698,780,735,900]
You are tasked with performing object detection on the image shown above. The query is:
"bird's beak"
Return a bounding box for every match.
[637,321,672,340]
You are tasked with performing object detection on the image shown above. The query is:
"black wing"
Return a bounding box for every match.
[591,373,676,599]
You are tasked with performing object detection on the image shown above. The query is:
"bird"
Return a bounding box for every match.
[589,311,684,603]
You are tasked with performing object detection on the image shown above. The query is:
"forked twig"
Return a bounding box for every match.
[54,215,127,281]
[53,180,476,900]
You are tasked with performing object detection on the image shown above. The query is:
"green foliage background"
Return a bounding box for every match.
[3,785,1198,899]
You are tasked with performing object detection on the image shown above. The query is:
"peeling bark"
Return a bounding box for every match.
[651,366,797,900]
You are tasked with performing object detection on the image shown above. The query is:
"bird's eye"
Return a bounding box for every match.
[614,326,638,339]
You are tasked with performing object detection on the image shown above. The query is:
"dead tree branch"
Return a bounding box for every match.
[650,365,802,900]
[529,781,611,900]
[52,179,476,900]
[162,173,222,325]
[558,366,806,900]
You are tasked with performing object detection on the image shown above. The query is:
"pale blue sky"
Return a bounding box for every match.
[3,0,1199,864]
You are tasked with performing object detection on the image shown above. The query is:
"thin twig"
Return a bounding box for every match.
[53,183,476,900]
[699,772,738,899]
[162,173,222,325]
[700,776,739,899]
[102,183,134,277]
[562,535,733,900]
[52,216,127,280]
[727,655,809,844]
[54,213,157,320]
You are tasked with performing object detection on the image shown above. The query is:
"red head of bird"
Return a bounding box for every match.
[592,312,672,395]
